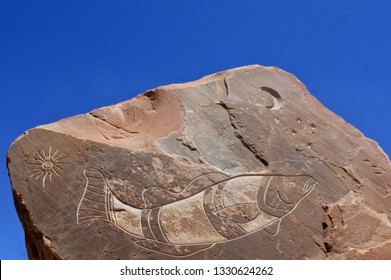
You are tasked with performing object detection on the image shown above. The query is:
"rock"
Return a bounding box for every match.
[7,65,391,259]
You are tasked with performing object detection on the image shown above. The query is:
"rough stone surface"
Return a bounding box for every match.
[7,65,391,259]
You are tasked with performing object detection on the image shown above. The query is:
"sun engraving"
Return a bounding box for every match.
[28,147,68,188]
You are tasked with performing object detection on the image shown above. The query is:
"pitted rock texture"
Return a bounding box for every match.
[7,65,391,259]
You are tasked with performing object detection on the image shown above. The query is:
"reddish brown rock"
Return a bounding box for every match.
[7,65,391,259]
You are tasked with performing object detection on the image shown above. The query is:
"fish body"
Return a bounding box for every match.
[77,169,317,257]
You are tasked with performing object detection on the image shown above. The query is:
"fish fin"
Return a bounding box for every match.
[77,168,114,224]
[183,171,230,194]
[216,203,262,224]
[142,188,182,208]
[134,239,215,257]
[263,219,282,236]
[143,172,230,208]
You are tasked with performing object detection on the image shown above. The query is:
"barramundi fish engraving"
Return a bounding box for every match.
[77,169,317,257]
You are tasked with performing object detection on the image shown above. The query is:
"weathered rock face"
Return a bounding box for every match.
[7,65,391,259]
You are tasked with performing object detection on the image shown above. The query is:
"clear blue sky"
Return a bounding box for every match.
[1,0,390,259]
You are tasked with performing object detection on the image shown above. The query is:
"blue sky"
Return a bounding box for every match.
[1,1,390,259]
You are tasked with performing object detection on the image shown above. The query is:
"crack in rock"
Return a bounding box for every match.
[88,112,140,135]
[214,78,269,167]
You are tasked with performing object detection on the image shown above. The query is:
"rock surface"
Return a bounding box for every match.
[7,65,391,259]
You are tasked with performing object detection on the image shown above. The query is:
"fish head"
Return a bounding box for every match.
[261,175,317,213]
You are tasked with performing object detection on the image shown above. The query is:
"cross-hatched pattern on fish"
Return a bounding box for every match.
[77,169,317,257]
[27,147,68,188]
[77,169,116,224]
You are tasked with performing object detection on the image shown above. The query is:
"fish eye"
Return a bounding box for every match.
[289,182,295,187]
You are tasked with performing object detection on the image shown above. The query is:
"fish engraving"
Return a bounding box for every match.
[77,169,317,257]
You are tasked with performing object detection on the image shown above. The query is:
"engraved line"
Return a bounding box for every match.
[34,173,44,180]
[141,173,317,208]
[263,177,274,209]
[28,158,41,164]
[140,171,230,208]
[213,183,225,211]
[27,167,42,171]
[205,187,238,239]
[263,177,290,213]
[88,185,106,196]
[51,153,64,161]
[29,170,44,178]
[224,220,247,236]
[51,167,61,177]
[111,192,117,224]
[107,190,112,222]
[147,209,157,240]
[77,169,106,224]
[303,178,314,192]
[181,171,230,193]
[37,152,45,161]
[78,207,107,212]
[264,220,282,236]
[53,154,69,161]
[105,179,109,221]
[85,188,106,196]
[140,210,154,239]
[52,148,58,159]
[109,192,115,222]
[150,208,168,243]
[42,172,48,188]
[53,164,66,171]
[157,207,169,244]
[257,177,291,217]
[83,174,103,179]
[107,191,112,222]
[199,189,226,239]
[141,189,147,208]
[211,186,238,236]
[81,197,107,205]
[86,183,107,189]
[78,216,109,223]
[276,190,293,206]
[210,187,235,237]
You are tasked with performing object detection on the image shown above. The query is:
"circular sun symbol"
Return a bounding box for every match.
[28,147,68,188]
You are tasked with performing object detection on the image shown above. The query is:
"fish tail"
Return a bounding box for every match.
[77,168,115,224]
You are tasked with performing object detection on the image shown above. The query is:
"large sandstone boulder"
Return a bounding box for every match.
[7,65,391,259]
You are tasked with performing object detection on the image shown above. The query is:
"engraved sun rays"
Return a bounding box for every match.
[27,147,68,188]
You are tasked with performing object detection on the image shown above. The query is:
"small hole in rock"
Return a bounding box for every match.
[324,242,332,253]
